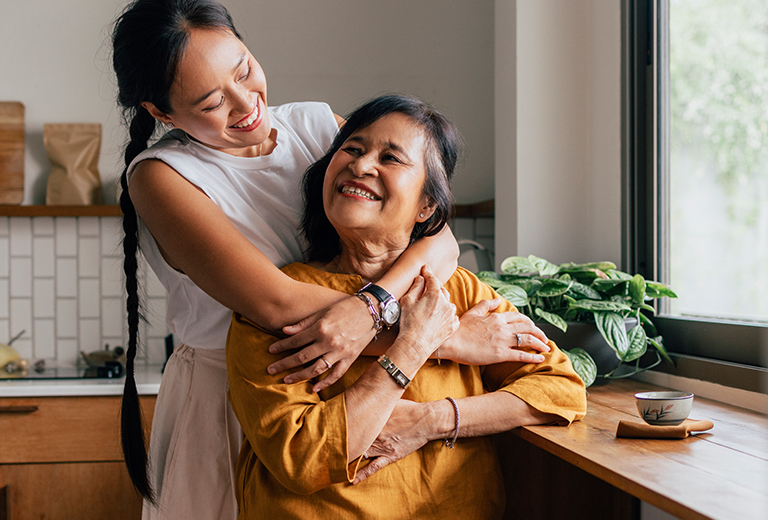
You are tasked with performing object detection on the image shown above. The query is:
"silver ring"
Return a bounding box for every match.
[321,356,332,370]
[516,333,522,347]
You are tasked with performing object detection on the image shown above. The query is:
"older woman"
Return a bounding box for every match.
[226,95,587,519]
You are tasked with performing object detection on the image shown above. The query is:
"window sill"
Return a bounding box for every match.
[505,378,768,520]
[0,205,121,217]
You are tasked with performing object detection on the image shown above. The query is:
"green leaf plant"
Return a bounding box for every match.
[477,255,678,387]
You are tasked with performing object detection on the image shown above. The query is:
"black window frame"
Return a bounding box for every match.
[622,0,768,392]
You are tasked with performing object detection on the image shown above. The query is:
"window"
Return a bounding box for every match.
[624,0,768,390]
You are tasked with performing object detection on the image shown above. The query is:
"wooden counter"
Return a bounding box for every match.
[499,378,768,520]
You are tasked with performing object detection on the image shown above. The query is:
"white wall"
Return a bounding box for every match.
[0,0,495,206]
[494,0,622,267]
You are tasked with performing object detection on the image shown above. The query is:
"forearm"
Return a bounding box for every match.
[344,333,430,460]
[427,391,560,442]
[376,226,458,296]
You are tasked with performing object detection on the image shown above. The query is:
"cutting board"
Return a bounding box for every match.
[0,102,25,204]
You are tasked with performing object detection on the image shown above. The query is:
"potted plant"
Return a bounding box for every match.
[477,255,677,387]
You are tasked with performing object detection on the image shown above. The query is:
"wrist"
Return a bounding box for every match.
[426,398,458,442]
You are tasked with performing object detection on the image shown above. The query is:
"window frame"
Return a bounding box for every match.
[621,0,768,392]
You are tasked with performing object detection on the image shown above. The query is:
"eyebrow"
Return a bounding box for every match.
[191,52,248,106]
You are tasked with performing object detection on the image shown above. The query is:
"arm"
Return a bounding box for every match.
[226,266,458,493]
[131,159,458,378]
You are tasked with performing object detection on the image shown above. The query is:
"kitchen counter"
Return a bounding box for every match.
[0,364,162,397]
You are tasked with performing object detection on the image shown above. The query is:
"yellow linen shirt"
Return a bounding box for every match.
[227,264,587,520]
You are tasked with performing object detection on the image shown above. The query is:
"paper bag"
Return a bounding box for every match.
[44,123,103,205]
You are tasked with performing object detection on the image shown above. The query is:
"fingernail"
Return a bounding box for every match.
[267,366,276,374]
[268,345,276,354]
[284,376,294,384]
[535,355,545,362]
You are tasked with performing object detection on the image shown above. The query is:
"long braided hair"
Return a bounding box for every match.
[111,0,240,501]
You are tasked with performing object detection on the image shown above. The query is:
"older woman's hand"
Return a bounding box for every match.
[396,266,460,359]
[440,298,551,365]
[353,399,433,484]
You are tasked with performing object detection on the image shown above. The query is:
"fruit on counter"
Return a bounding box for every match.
[0,343,21,368]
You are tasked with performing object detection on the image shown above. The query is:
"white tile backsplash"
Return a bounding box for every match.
[10,218,31,256]
[33,279,55,318]
[10,257,31,297]
[33,237,55,277]
[0,215,164,367]
[55,218,77,256]
[55,298,77,338]
[33,217,54,236]
[79,279,100,318]
[78,217,100,237]
[56,258,78,297]
[78,237,100,278]
[33,319,55,359]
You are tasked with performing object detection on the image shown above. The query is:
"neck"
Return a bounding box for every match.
[327,239,408,282]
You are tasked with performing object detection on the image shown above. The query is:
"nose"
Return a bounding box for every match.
[349,153,377,177]
[230,85,252,115]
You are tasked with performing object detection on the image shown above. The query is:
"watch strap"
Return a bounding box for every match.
[360,282,394,305]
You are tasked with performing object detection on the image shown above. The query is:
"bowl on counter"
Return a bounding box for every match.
[634,391,694,426]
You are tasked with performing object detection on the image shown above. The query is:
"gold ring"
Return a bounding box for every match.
[516,333,522,346]
[321,356,332,370]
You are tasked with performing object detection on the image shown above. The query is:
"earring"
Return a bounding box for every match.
[167,122,174,129]
[419,213,425,218]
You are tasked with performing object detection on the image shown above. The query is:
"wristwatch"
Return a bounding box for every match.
[359,282,401,327]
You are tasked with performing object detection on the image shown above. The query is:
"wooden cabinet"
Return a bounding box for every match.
[0,395,156,520]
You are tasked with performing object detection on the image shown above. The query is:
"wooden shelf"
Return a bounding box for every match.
[453,199,494,218]
[0,205,121,217]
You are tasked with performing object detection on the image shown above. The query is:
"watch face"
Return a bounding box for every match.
[382,301,401,326]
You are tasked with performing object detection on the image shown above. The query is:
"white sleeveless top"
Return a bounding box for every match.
[127,102,338,350]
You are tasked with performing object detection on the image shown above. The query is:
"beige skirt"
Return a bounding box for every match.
[142,344,242,520]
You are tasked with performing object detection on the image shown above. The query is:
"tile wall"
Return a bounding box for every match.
[0,214,494,368]
[0,216,168,368]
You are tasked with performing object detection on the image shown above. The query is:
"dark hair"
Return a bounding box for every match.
[111,0,240,502]
[301,94,460,262]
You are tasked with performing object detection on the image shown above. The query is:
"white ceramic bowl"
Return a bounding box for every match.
[634,391,694,426]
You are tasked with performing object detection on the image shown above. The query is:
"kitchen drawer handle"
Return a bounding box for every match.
[0,405,39,414]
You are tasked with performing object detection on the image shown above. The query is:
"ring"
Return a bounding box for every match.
[516,333,522,347]
[320,356,332,370]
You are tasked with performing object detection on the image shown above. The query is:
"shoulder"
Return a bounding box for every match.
[445,266,516,315]
[270,101,336,128]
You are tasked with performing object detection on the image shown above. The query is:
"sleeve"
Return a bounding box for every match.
[226,312,354,495]
[447,267,588,425]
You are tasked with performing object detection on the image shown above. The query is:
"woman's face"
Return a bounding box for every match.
[148,28,270,157]
[323,113,435,249]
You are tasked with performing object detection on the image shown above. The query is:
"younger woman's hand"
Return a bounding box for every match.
[441,298,551,365]
[396,266,460,358]
[267,295,377,392]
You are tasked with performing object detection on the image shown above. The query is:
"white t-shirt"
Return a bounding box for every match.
[127,102,339,350]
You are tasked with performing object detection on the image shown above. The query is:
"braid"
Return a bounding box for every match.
[119,108,157,502]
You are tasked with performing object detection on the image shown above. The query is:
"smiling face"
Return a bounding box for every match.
[322,113,436,253]
[143,28,270,157]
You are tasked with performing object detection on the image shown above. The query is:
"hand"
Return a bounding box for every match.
[396,266,460,358]
[353,400,432,484]
[442,299,551,365]
[267,295,376,392]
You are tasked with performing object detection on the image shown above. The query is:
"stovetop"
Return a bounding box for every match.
[2,361,125,381]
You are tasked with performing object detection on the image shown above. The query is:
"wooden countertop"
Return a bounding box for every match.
[514,378,768,520]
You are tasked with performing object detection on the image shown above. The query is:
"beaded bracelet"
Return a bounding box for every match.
[444,397,459,449]
[355,291,383,341]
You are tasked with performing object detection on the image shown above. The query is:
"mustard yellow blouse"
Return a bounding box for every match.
[227,265,587,520]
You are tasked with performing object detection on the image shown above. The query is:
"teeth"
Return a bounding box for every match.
[341,185,377,200]
[232,104,259,128]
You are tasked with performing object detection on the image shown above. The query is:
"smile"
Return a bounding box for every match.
[230,100,260,129]
[340,185,380,200]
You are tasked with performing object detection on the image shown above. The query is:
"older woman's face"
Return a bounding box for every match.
[323,113,434,247]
